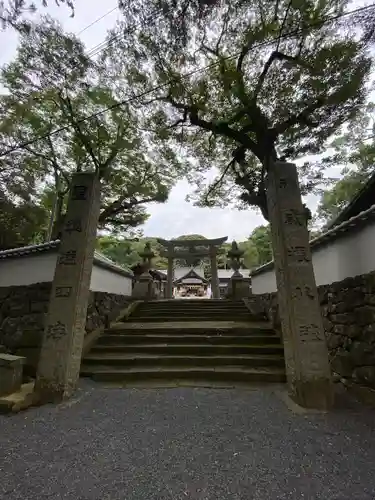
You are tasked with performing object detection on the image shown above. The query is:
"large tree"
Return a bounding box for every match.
[0,0,74,31]
[96,235,169,269]
[0,18,184,235]
[103,0,373,221]
[0,188,48,249]
[249,225,272,266]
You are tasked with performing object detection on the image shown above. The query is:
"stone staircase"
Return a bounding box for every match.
[81,299,286,386]
[128,299,255,322]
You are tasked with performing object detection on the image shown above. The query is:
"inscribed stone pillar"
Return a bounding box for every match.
[166,254,174,299]
[266,161,333,409]
[210,248,220,299]
[35,172,101,403]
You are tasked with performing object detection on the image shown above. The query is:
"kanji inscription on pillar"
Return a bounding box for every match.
[71,185,88,200]
[55,286,72,298]
[292,285,315,300]
[46,321,67,340]
[298,323,324,342]
[287,245,311,263]
[266,161,333,410]
[64,218,82,234]
[35,172,102,403]
[283,209,306,227]
[58,250,77,266]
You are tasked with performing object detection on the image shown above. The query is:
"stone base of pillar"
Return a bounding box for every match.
[226,273,251,299]
[291,378,334,410]
[132,273,157,299]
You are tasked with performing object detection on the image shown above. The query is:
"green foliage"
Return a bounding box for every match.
[96,236,169,269]
[0,18,184,235]
[175,234,206,240]
[0,190,49,249]
[106,0,373,220]
[248,225,272,266]
[317,172,370,223]
[97,227,273,271]
[316,103,375,224]
[0,0,74,32]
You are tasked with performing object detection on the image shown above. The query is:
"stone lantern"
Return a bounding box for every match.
[133,242,157,299]
[227,241,244,277]
[226,241,250,298]
[139,242,155,275]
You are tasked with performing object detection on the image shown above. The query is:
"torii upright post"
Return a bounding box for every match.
[209,246,220,299]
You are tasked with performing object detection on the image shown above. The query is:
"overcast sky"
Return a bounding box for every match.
[0,0,366,241]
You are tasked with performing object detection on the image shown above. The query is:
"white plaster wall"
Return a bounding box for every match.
[251,270,277,294]
[90,265,132,295]
[0,253,57,286]
[0,252,132,295]
[252,221,375,294]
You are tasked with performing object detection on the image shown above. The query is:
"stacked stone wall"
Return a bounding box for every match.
[0,282,132,375]
[253,271,375,389]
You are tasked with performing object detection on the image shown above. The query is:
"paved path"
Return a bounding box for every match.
[1,381,375,500]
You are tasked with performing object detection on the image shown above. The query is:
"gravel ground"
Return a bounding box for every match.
[1,381,375,500]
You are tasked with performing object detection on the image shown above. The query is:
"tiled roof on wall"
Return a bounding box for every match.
[0,240,133,278]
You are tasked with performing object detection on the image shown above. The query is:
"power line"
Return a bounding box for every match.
[1,2,374,159]
[85,7,163,59]
[77,6,119,36]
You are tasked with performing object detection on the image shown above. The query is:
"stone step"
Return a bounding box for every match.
[132,310,253,317]
[96,334,281,345]
[83,353,285,368]
[110,322,273,333]
[127,315,255,322]
[80,365,286,384]
[141,298,244,304]
[132,308,252,314]
[136,302,247,311]
[91,342,282,354]
[136,303,248,308]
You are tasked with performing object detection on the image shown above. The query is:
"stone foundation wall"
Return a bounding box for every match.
[254,271,375,389]
[0,282,132,375]
[319,273,375,388]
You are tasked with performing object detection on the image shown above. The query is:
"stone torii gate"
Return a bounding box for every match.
[157,237,228,299]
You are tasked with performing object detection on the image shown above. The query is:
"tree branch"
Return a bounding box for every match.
[46,135,70,193]
[253,51,309,104]
[167,96,262,158]
[204,158,235,204]
[58,93,100,172]
[99,194,162,223]
[274,0,281,22]
[274,97,326,135]
[276,0,292,51]
[100,121,126,174]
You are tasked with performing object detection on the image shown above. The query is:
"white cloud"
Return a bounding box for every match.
[142,180,266,240]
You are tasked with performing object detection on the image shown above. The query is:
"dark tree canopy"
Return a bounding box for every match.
[0,0,74,31]
[0,18,184,235]
[103,0,374,220]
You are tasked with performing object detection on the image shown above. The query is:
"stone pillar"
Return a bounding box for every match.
[266,161,333,409]
[35,172,101,403]
[166,254,174,299]
[210,247,220,299]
